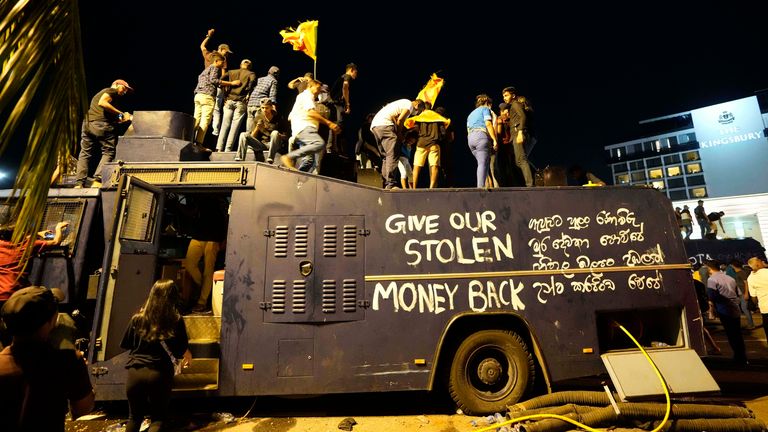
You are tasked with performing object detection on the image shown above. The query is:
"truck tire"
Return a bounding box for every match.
[448,329,534,415]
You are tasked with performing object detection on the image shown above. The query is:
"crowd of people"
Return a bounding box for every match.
[70,26,561,190]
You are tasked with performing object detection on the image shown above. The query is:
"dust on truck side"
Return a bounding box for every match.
[19,161,704,415]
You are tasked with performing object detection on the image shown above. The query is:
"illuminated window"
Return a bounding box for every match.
[666,166,682,177]
[690,187,707,198]
[648,168,664,179]
[631,171,646,182]
[651,180,665,190]
[686,163,702,174]
[615,174,630,184]
[683,151,700,162]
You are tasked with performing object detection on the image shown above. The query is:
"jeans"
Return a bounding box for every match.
[211,87,225,135]
[216,100,246,151]
[468,130,491,187]
[372,125,400,189]
[738,297,755,328]
[193,93,216,145]
[286,126,325,174]
[75,120,117,185]
[236,131,284,161]
[245,105,260,136]
[697,218,710,238]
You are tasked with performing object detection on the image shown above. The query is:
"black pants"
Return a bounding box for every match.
[719,314,747,364]
[126,366,173,432]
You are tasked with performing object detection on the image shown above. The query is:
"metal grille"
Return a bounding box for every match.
[40,200,86,254]
[323,225,337,257]
[343,225,357,257]
[274,226,288,257]
[181,167,242,184]
[343,279,357,312]
[322,280,336,313]
[271,280,286,313]
[292,280,306,313]
[114,166,246,186]
[294,225,308,257]
[115,168,178,184]
[120,187,156,242]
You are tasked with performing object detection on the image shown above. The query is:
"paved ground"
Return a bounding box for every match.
[68,315,768,432]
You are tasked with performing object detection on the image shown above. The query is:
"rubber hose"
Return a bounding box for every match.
[667,418,767,431]
[511,403,599,418]
[510,391,613,412]
[520,406,618,432]
[617,402,754,420]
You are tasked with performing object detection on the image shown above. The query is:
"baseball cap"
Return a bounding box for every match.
[218,43,233,54]
[260,98,274,106]
[112,79,134,92]
[1,287,59,336]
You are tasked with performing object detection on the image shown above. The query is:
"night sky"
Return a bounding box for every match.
[2,2,766,187]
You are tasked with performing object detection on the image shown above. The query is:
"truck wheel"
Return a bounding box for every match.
[448,329,534,415]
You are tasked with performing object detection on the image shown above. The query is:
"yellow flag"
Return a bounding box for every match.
[404,110,451,129]
[279,20,318,60]
[416,73,444,107]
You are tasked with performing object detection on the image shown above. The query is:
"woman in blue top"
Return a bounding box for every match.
[466,94,498,187]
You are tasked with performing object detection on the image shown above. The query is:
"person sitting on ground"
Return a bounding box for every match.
[0,286,95,431]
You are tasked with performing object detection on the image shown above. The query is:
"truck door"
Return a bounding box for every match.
[92,176,164,362]
[263,215,366,323]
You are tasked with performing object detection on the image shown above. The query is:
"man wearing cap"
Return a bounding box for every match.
[246,66,281,133]
[0,287,94,430]
[236,98,289,163]
[74,80,133,188]
[216,59,256,152]
[200,28,233,136]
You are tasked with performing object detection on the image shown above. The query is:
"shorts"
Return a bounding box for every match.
[414,144,440,167]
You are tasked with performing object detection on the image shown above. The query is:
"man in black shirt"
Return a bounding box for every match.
[328,63,358,154]
[694,200,710,239]
[74,79,133,188]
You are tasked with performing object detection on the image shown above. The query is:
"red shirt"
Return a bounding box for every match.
[0,239,46,301]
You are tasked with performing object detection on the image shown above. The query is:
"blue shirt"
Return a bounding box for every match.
[706,271,740,318]
[466,106,492,132]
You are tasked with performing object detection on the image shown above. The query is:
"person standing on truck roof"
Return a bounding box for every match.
[680,205,693,240]
[200,28,233,137]
[694,200,710,239]
[74,80,134,188]
[466,94,498,188]
[121,279,191,432]
[0,286,95,430]
[371,99,425,189]
[704,259,747,366]
[707,211,726,239]
[280,79,341,173]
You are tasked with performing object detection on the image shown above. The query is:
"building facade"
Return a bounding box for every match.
[605,92,768,243]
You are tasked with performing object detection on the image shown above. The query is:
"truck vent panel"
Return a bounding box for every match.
[322,280,336,313]
[294,225,308,257]
[343,279,357,312]
[271,280,286,313]
[343,225,357,257]
[292,280,306,313]
[274,226,289,257]
[323,225,337,257]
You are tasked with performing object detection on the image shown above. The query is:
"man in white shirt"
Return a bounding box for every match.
[281,79,340,173]
[370,99,425,189]
[747,257,768,341]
